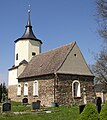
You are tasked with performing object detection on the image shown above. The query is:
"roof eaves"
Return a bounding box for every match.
[14,38,42,44]
[8,65,19,71]
[18,73,54,80]
[56,72,95,77]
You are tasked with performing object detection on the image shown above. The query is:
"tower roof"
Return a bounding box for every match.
[15,7,42,44]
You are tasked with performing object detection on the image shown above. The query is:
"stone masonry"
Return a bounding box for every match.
[9,74,95,106]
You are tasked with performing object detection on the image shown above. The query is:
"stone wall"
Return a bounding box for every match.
[8,74,95,106]
[55,74,95,105]
[18,75,55,106]
[8,85,22,102]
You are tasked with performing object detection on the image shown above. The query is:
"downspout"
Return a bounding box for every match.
[54,72,58,103]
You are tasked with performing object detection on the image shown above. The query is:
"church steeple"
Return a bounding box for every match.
[27,5,31,27]
[15,6,42,44]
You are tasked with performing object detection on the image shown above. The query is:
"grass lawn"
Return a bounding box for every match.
[0,101,79,120]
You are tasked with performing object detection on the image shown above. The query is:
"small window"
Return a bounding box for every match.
[72,80,81,97]
[32,52,36,56]
[74,54,77,57]
[33,80,38,96]
[17,84,21,96]
[24,82,28,96]
[16,53,18,60]
[73,82,78,96]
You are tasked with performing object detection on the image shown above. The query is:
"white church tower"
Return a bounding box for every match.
[8,7,42,101]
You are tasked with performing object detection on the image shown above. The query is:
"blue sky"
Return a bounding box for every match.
[0,0,102,85]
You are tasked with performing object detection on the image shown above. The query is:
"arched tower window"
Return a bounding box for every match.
[32,52,36,56]
[72,80,81,97]
[16,53,18,60]
[24,82,28,96]
[17,84,21,96]
[33,80,38,96]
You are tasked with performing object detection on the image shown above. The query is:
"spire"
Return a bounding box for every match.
[26,5,31,27]
[21,5,37,40]
[15,5,42,44]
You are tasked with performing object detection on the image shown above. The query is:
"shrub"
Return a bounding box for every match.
[100,102,107,120]
[78,103,99,120]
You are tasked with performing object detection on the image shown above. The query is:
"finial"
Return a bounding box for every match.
[28,4,30,13]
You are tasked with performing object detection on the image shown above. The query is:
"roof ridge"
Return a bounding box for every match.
[55,41,76,73]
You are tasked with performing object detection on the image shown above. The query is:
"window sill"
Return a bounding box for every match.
[73,96,81,99]
[17,95,21,97]
[33,95,38,97]
[24,95,28,97]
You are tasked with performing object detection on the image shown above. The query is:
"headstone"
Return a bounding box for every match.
[96,97,102,113]
[79,104,86,114]
[2,102,11,112]
[22,98,28,105]
[31,100,41,110]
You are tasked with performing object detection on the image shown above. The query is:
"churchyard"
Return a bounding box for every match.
[0,101,107,120]
[0,101,79,120]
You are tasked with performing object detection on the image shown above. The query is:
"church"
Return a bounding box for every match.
[8,8,95,106]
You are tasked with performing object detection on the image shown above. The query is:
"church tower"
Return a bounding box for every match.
[14,7,42,66]
[8,7,42,100]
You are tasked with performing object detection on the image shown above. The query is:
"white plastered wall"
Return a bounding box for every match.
[15,40,29,66]
[8,68,18,85]
[15,40,41,66]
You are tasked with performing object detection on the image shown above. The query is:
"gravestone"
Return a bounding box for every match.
[96,97,102,113]
[22,98,28,105]
[79,104,86,114]
[31,100,41,110]
[2,103,11,112]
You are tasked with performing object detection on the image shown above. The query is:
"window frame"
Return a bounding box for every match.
[17,84,21,96]
[72,80,81,98]
[24,82,28,97]
[33,80,38,97]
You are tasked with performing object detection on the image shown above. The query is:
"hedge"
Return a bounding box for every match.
[100,102,107,120]
[78,103,99,120]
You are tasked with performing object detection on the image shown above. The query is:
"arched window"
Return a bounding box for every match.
[72,80,81,97]
[24,82,28,96]
[17,84,21,96]
[16,53,18,60]
[33,80,38,96]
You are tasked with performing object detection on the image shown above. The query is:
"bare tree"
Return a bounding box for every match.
[92,49,107,84]
[97,0,107,40]
[92,0,107,85]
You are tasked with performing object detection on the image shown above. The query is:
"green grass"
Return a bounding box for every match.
[0,101,79,120]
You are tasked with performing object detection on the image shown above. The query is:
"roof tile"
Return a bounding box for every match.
[18,42,75,79]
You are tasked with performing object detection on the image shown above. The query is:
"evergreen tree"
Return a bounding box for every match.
[0,83,2,102]
[78,103,99,120]
[0,83,8,102]
[100,102,107,120]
